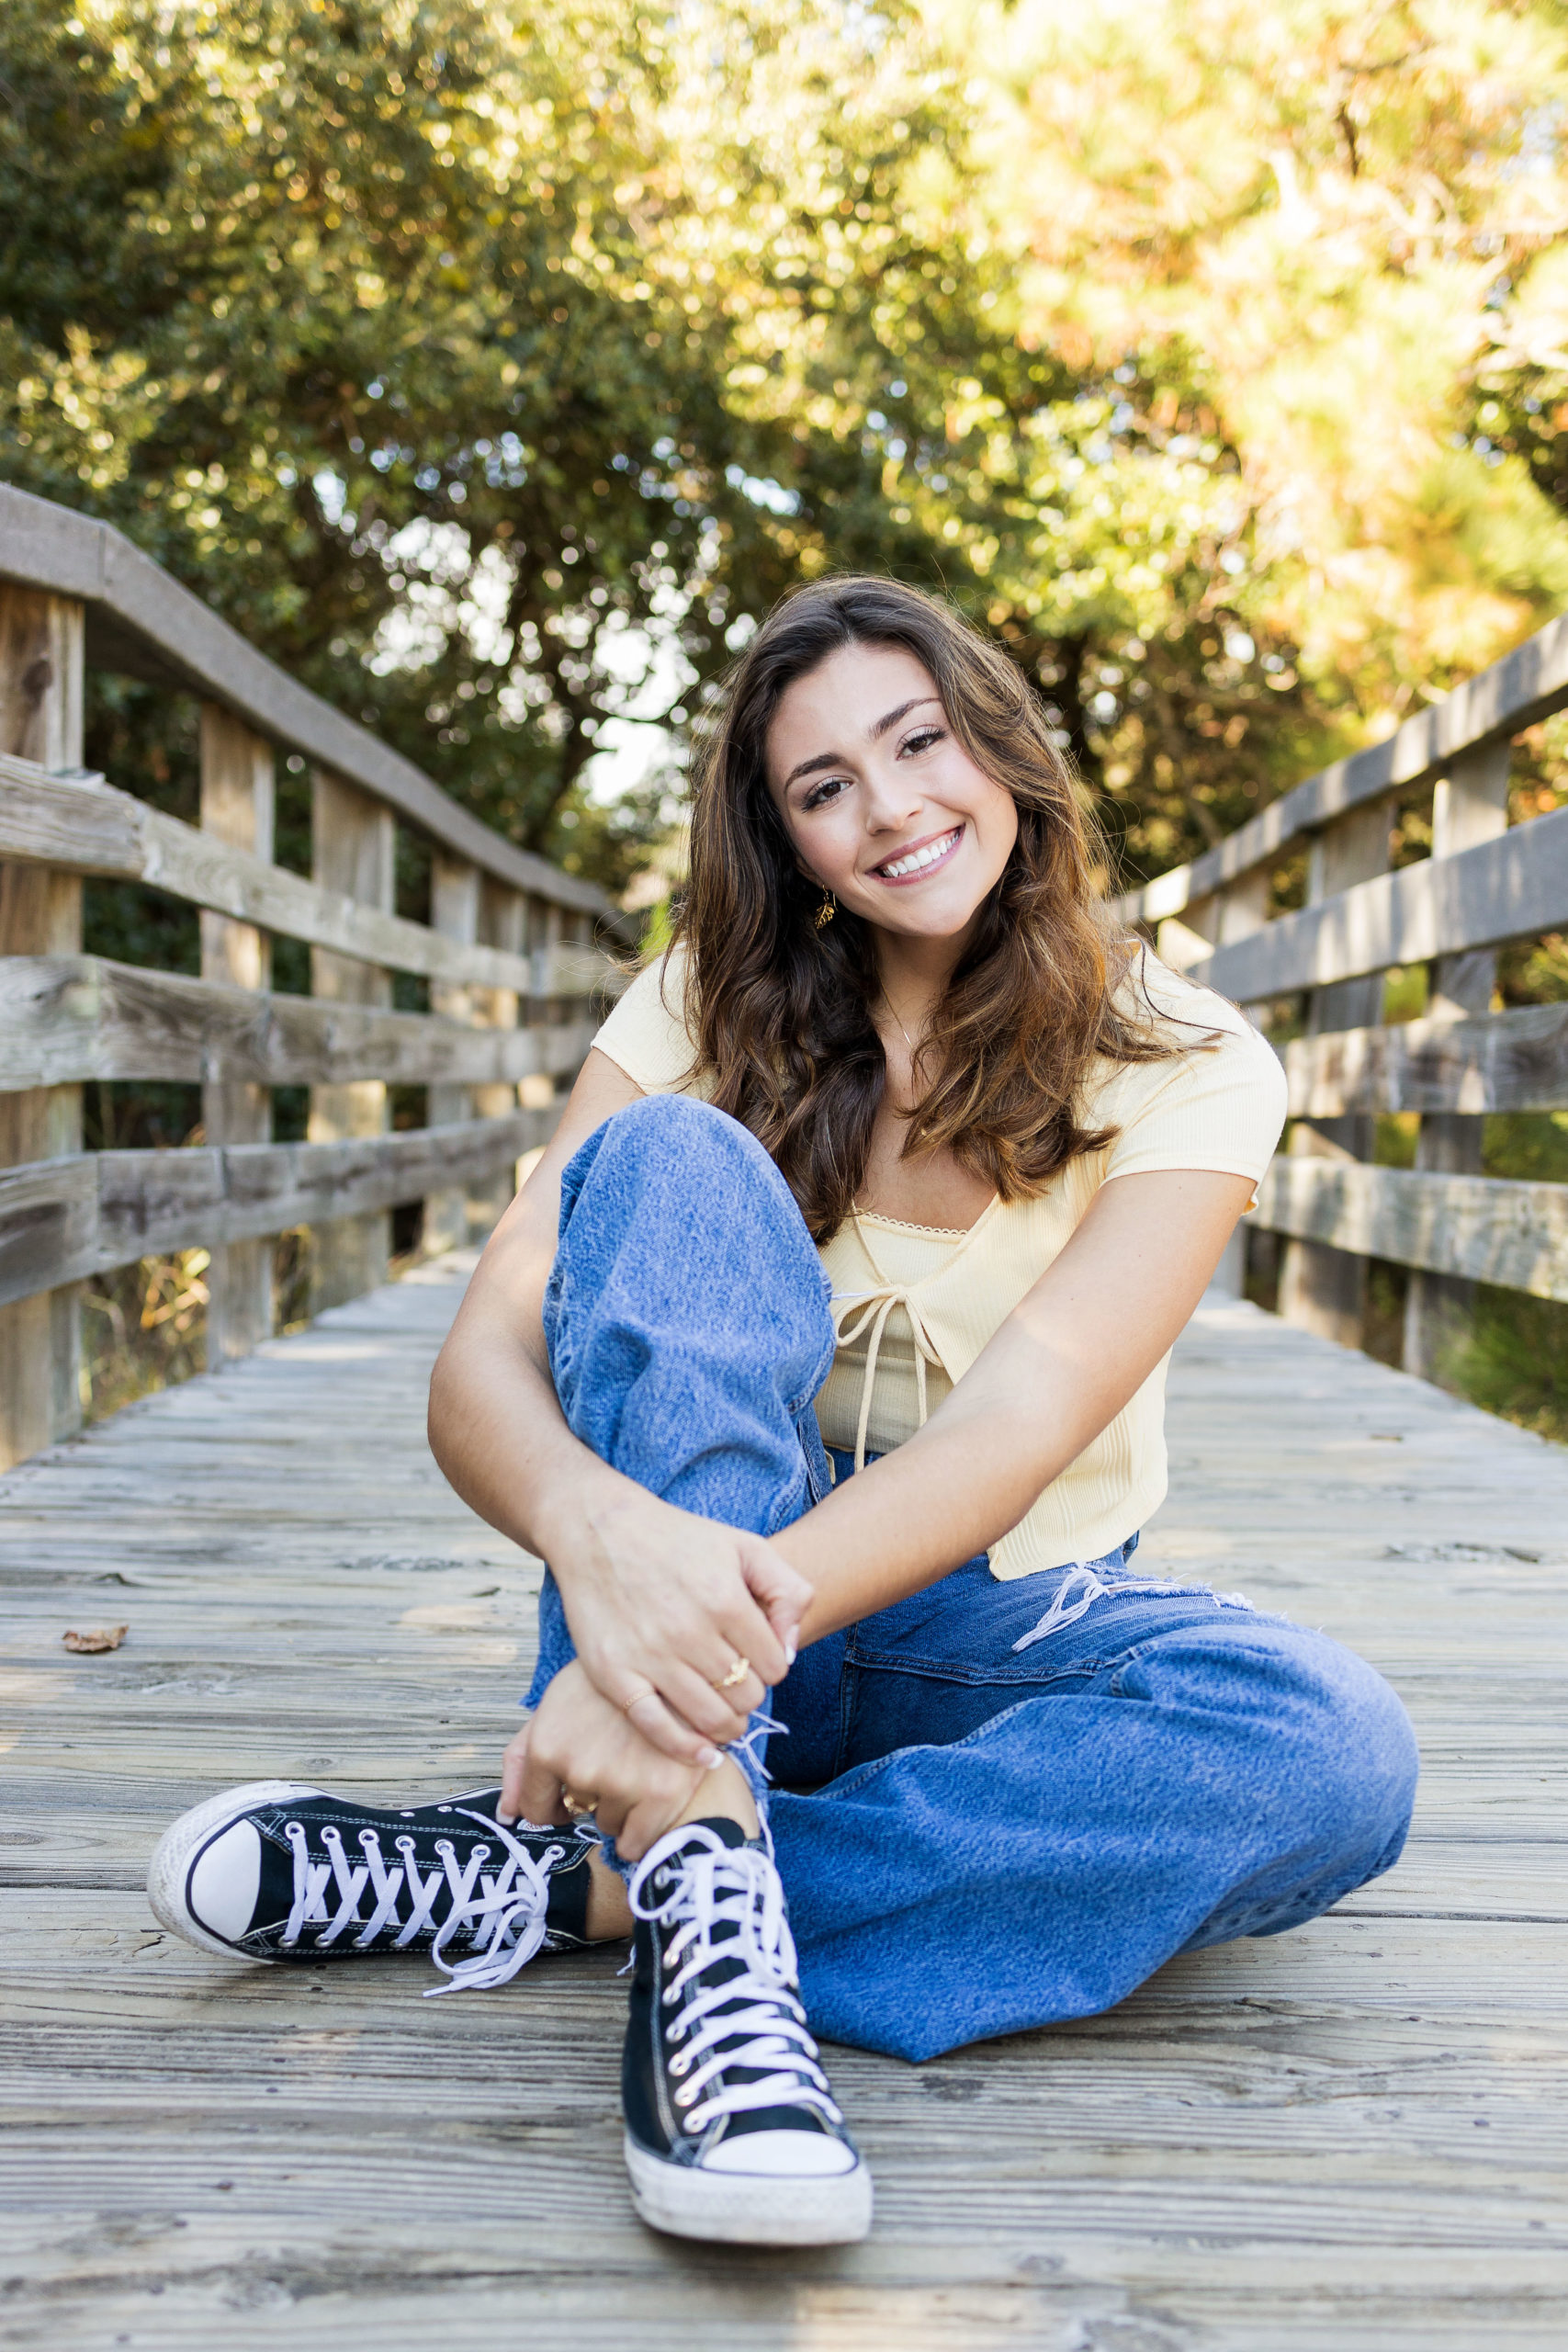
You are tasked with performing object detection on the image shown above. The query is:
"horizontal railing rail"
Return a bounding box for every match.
[0,489,626,1465]
[0,957,599,1093]
[0,482,604,914]
[1113,608,1568,932]
[0,754,616,996]
[1109,602,1568,1382]
[0,1113,555,1309]
[1190,806,1568,1002]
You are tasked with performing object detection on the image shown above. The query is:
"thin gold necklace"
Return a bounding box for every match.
[881,995,921,1057]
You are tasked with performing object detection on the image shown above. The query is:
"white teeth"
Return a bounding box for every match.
[877,829,960,880]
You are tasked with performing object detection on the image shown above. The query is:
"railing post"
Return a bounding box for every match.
[309,769,394,1312]
[200,707,276,1362]
[473,878,529,1227]
[1278,802,1390,1347]
[1403,740,1512,1382]
[425,849,480,1255]
[1159,873,1269,1295]
[0,585,85,1465]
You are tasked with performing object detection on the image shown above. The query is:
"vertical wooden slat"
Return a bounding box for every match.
[1278,802,1391,1347]
[424,849,480,1255]
[309,770,394,1312]
[473,877,528,1228]
[1404,740,1512,1383]
[200,707,276,1363]
[0,587,85,1466]
[1157,874,1269,1295]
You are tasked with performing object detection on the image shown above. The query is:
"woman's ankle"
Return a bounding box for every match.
[582,1758,761,1939]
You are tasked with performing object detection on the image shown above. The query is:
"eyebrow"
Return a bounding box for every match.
[781,696,942,792]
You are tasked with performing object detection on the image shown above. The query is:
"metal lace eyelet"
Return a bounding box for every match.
[673,2083,696,2107]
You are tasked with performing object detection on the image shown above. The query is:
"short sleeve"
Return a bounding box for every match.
[1098,959,1287,1193]
[591,946,707,1097]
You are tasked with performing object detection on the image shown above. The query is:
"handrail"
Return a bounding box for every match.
[0,752,616,994]
[1112,606,1568,926]
[1111,597,1568,1387]
[0,481,607,917]
[0,489,623,1465]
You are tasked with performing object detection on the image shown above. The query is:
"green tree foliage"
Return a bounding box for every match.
[6,0,1568,901]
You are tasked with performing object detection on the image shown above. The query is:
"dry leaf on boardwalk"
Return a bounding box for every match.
[62,1624,129,1654]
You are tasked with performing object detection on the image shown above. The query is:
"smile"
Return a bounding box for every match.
[869,826,964,885]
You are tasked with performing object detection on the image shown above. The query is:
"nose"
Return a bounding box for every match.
[861,755,924,836]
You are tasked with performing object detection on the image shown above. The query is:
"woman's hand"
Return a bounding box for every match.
[501,1659,717,1861]
[547,1483,812,1767]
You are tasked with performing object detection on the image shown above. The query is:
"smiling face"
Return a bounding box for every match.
[764,641,1020,952]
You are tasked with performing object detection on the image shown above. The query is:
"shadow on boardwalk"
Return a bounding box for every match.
[2,1262,1566,2349]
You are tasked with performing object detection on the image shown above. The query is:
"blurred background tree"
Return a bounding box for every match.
[4,0,1568,902]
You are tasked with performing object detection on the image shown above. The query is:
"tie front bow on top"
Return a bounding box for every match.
[829,1283,949,1472]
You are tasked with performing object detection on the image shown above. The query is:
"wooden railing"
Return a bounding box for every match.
[0,484,620,1469]
[1113,612,1568,1378]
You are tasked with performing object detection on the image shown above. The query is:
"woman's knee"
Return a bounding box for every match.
[1235,1628,1418,1877]
[1129,1619,1418,1876]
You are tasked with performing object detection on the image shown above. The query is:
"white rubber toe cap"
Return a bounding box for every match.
[699,2131,859,2177]
[186,1819,263,1942]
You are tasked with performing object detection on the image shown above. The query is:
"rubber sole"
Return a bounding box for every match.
[146,1780,325,1960]
[624,2131,874,2245]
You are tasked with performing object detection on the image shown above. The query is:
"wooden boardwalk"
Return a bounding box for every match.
[3,1261,1566,2350]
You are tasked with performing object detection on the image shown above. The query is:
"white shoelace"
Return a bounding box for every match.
[280,1809,574,1996]
[629,1823,841,2140]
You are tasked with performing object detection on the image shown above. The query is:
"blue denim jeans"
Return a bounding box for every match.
[526,1094,1418,2063]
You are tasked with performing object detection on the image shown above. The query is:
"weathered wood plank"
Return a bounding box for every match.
[0,481,608,917]
[0,583,85,1467]
[1193,805,1568,1001]
[1254,1158,1568,1299]
[0,752,619,997]
[1280,999,1568,1117]
[0,1114,558,1304]
[1111,604,1568,926]
[198,705,276,1361]
[0,1278,1563,2345]
[0,954,597,1093]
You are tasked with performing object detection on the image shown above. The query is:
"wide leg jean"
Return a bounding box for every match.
[526,1093,1418,2064]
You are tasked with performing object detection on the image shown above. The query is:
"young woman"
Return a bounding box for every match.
[150,578,1418,2251]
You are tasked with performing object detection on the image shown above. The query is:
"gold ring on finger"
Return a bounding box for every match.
[622,1686,656,1713]
[716,1654,750,1691]
[562,1791,599,1817]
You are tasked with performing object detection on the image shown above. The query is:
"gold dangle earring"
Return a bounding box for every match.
[815,885,837,931]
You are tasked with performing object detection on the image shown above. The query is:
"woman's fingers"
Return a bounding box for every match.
[658,1657,761,1744]
[738,1536,814,1661]
[618,1681,729,1769]
[498,1724,534,1825]
[513,1728,574,1828]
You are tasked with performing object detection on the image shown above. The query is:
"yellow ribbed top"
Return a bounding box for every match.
[592,944,1286,1577]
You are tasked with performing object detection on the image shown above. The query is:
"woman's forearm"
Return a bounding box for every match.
[776,1167,1256,1641]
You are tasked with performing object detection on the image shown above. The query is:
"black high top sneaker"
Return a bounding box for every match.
[148,1782,594,1993]
[622,1817,872,2245]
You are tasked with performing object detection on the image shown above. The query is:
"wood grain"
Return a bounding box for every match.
[0,481,608,918]
[0,1271,1564,2345]
[1192,804,1568,1002]
[0,954,598,1093]
[0,1113,559,1304]
[1254,1157,1568,1298]
[0,752,618,999]
[1111,602,1568,926]
[1280,998,1568,1117]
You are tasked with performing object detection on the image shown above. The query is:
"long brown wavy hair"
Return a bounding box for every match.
[671,575,1190,1243]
